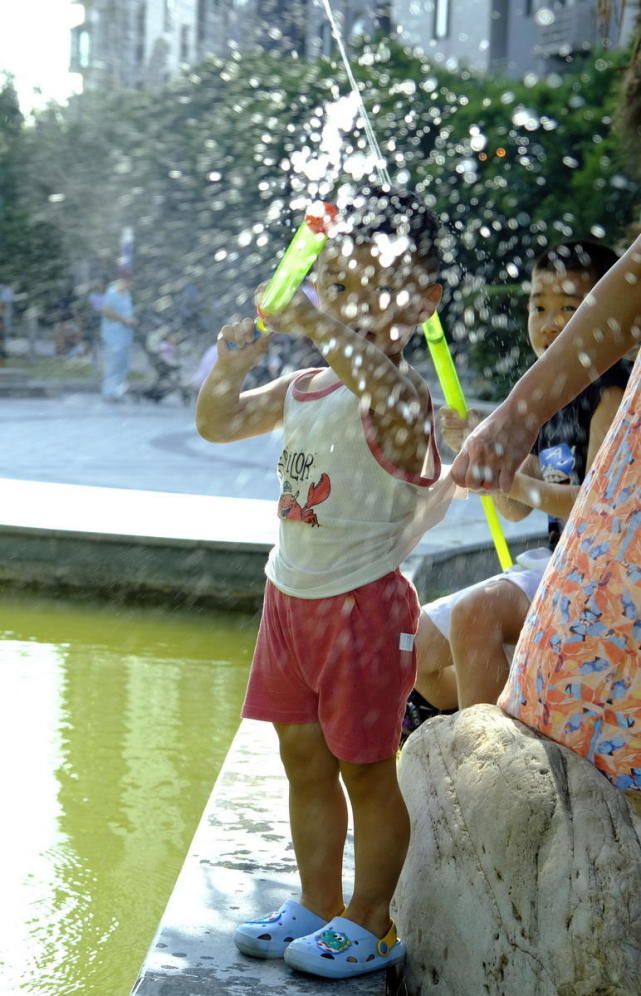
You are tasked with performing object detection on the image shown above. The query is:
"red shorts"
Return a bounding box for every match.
[242,570,419,763]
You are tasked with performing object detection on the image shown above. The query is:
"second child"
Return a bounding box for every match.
[407,241,630,723]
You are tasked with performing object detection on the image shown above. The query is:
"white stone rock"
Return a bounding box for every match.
[395,704,641,996]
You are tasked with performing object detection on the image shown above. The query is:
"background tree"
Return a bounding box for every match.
[0,77,66,332]
[5,44,638,392]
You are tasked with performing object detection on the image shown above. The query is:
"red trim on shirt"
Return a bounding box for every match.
[291,368,343,401]
[290,368,442,486]
[361,393,441,487]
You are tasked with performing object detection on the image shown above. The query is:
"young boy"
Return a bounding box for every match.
[196,185,455,980]
[408,241,630,722]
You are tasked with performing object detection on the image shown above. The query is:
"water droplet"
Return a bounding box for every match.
[535,7,555,26]
[611,174,630,190]
[512,108,540,131]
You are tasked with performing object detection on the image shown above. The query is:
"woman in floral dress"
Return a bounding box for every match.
[451,235,641,792]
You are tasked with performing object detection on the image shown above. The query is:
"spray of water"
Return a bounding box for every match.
[319,0,392,188]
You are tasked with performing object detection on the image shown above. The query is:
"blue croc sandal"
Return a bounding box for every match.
[234,899,327,959]
[284,915,406,979]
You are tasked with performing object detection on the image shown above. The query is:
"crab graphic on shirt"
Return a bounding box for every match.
[278,472,331,527]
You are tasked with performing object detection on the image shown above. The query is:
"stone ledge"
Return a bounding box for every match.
[0,478,276,610]
[131,720,389,996]
[0,479,547,610]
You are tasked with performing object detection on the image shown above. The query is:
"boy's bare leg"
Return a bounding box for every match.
[340,755,409,939]
[414,612,459,709]
[275,722,347,921]
[450,580,530,708]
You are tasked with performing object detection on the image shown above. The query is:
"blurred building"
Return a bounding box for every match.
[70,0,223,90]
[392,0,638,77]
[70,0,637,90]
[69,0,389,89]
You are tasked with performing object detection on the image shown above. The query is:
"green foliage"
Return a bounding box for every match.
[0,77,67,307]
[2,44,638,394]
[349,42,637,395]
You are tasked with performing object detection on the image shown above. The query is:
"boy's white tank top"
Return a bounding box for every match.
[265,369,458,599]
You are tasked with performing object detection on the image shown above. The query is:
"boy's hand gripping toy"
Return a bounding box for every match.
[423,313,513,570]
[255,201,338,331]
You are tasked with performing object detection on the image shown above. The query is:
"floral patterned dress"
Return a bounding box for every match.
[499,348,641,789]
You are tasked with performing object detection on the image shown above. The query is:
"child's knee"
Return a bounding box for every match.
[276,722,339,783]
[340,755,399,797]
[451,589,484,639]
[451,583,505,640]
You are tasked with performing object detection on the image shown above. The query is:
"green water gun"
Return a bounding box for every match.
[255,201,338,331]
[423,313,513,570]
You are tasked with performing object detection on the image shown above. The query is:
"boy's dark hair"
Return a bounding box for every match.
[533,240,618,283]
[338,182,441,277]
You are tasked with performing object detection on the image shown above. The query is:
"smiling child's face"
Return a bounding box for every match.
[527,268,595,357]
[314,241,441,360]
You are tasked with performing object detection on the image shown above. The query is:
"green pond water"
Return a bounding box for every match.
[0,594,257,996]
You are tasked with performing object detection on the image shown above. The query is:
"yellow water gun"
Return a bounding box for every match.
[423,313,513,570]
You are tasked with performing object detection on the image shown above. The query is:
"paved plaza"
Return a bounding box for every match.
[0,392,548,554]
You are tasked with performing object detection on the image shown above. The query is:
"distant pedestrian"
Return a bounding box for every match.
[0,282,14,361]
[100,268,136,401]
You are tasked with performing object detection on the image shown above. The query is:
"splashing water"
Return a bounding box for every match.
[318,0,392,187]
